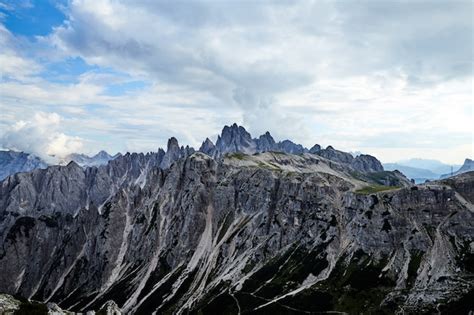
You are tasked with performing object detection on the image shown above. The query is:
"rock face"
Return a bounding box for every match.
[0,292,120,314]
[199,138,218,158]
[309,144,322,154]
[317,146,383,173]
[318,145,355,164]
[160,137,194,169]
[0,149,472,314]
[351,154,384,173]
[215,123,256,154]
[0,150,48,180]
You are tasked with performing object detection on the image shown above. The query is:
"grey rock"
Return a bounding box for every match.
[275,139,308,154]
[317,145,355,164]
[255,131,276,152]
[309,144,321,153]
[98,300,122,315]
[215,123,256,154]
[351,154,384,173]
[0,151,472,314]
[159,137,194,169]
[315,147,383,173]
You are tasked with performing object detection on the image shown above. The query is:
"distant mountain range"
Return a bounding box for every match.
[383,158,467,183]
[0,151,48,180]
[1,125,470,185]
[440,158,474,179]
[0,123,384,181]
[396,158,461,175]
[60,151,122,168]
[0,150,120,181]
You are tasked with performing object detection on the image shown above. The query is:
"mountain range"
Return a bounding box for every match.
[0,124,473,314]
[60,151,122,168]
[0,151,48,181]
[0,123,384,182]
[384,158,471,183]
[0,150,120,181]
[441,159,474,179]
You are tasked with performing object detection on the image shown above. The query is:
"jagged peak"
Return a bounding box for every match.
[66,160,81,169]
[309,144,321,153]
[93,150,112,159]
[199,137,215,150]
[166,137,180,151]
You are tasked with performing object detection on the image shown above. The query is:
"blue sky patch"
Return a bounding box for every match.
[1,0,66,37]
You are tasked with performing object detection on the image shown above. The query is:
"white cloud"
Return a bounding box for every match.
[0,24,42,80]
[0,1,472,164]
[1,112,84,162]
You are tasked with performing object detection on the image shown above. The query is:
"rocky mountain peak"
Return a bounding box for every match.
[160,137,183,169]
[167,137,180,151]
[256,131,276,151]
[199,138,217,158]
[453,158,473,176]
[199,138,215,151]
[351,154,384,173]
[309,144,321,153]
[461,158,473,168]
[95,150,112,159]
[440,158,474,178]
[216,123,255,154]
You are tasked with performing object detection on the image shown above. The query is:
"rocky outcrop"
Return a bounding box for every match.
[0,150,48,180]
[199,138,218,158]
[316,146,383,173]
[351,154,384,173]
[215,123,256,154]
[0,150,472,314]
[317,145,354,164]
[159,137,194,169]
[0,293,120,314]
[214,124,308,155]
[255,131,276,152]
[309,144,322,153]
[276,139,308,154]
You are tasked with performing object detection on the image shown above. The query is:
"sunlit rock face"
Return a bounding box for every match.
[0,148,472,314]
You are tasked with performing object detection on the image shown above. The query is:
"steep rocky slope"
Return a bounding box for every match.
[0,150,472,314]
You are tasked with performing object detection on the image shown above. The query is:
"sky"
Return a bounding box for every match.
[0,0,472,164]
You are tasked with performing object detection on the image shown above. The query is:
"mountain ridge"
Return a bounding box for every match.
[0,143,472,313]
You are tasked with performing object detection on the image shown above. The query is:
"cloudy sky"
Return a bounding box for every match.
[0,0,472,164]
